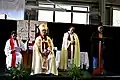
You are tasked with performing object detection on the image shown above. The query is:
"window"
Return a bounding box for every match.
[0,0,25,20]
[0,14,5,19]
[72,6,89,24]
[38,4,54,22]
[55,5,71,23]
[0,10,24,20]
[73,13,88,24]
[73,6,88,11]
[113,9,120,26]
[7,10,24,20]
[38,3,89,24]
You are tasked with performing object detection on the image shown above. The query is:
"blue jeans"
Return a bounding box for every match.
[93,57,104,69]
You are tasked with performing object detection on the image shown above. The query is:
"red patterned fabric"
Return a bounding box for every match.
[10,36,18,67]
[40,34,44,39]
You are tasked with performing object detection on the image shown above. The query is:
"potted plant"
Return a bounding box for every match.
[6,64,32,80]
[68,64,84,80]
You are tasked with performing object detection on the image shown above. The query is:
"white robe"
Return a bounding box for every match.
[31,36,58,75]
[4,39,27,69]
[63,33,75,65]
[59,32,80,70]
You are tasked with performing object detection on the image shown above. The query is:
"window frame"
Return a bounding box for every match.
[37,2,89,24]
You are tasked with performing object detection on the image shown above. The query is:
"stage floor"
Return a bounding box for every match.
[0,71,120,80]
[0,74,120,80]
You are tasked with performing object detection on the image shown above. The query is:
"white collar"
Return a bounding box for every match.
[68,31,74,35]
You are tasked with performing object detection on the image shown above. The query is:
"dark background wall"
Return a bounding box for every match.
[47,22,120,74]
[0,19,17,74]
[0,20,120,75]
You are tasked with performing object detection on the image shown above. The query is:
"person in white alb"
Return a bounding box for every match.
[4,31,28,70]
[59,26,80,70]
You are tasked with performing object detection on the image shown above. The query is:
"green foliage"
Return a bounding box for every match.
[7,64,32,80]
[68,64,84,80]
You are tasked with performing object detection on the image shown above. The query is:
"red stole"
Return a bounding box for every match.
[10,36,19,67]
[40,34,44,39]
[40,34,48,51]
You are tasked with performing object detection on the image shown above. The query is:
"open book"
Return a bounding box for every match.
[14,47,21,52]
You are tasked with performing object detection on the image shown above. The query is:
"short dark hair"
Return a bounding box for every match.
[98,22,103,26]
[69,26,75,31]
[98,22,104,30]
[11,31,17,35]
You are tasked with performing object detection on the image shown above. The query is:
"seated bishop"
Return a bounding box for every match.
[4,31,28,70]
[31,23,58,75]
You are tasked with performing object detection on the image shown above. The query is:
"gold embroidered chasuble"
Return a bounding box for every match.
[32,36,58,75]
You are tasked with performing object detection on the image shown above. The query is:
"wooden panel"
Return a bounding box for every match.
[21,50,33,68]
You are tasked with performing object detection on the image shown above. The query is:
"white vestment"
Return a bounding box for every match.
[59,32,80,70]
[4,39,27,69]
[31,36,58,75]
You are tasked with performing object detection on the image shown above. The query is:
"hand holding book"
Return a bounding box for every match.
[14,47,21,52]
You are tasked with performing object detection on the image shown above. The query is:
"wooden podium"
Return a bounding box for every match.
[92,40,104,75]
[92,37,109,75]
[21,41,34,69]
[21,50,32,68]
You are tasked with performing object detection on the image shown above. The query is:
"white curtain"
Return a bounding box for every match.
[0,0,25,20]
